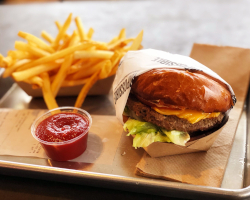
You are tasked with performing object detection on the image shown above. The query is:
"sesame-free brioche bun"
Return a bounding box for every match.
[131,68,233,113]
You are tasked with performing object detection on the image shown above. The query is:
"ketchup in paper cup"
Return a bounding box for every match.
[31,107,92,161]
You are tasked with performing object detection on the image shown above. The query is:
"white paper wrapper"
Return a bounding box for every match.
[113,49,236,125]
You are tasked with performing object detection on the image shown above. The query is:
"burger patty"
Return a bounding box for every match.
[126,96,225,135]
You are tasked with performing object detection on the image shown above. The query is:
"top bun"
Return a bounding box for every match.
[131,68,233,113]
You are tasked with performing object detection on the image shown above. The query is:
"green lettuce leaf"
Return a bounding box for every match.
[123,118,190,148]
[160,129,190,146]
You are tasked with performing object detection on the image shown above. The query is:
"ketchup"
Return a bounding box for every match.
[34,112,90,161]
[36,113,89,142]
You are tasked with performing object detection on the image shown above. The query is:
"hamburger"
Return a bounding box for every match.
[123,68,234,149]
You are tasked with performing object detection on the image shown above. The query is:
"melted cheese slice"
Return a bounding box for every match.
[153,107,220,124]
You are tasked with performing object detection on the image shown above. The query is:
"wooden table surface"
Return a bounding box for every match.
[1,1,250,199]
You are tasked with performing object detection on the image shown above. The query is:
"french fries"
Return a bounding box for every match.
[41,72,59,110]
[18,31,55,53]
[53,13,72,49]
[51,55,73,97]
[24,76,43,89]
[74,50,114,59]
[41,31,54,44]
[74,69,100,108]
[75,16,87,41]
[0,13,143,109]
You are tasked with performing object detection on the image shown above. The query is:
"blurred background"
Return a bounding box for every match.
[1,0,56,3]
[1,0,72,4]
[0,0,109,4]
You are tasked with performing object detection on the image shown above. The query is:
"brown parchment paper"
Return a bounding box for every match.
[135,44,250,187]
[0,109,123,165]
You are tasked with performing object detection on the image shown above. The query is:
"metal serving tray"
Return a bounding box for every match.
[0,84,249,200]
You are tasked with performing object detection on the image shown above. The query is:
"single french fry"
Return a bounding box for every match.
[0,56,13,68]
[110,51,121,65]
[0,54,7,68]
[15,41,51,58]
[41,72,58,110]
[30,76,43,88]
[68,30,80,47]
[41,31,54,43]
[7,50,16,60]
[28,42,38,49]
[74,50,114,59]
[122,45,143,52]
[51,55,73,97]
[61,77,90,87]
[107,38,134,50]
[18,31,55,53]
[74,69,100,108]
[17,31,27,39]
[0,54,4,66]
[87,28,94,39]
[8,50,35,60]
[2,59,31,78]
[24,76,43,88]
[118,28,126,39]
[75,16,87,41]
[18,42,97,71]
[52,13,72,49]
[108,51,122,77]
[108,36,118,45]
[12,63,60,82]
[6,56,13,67]
[129,30,143,50]
[55,21,62,30]
[99,60,112,79]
